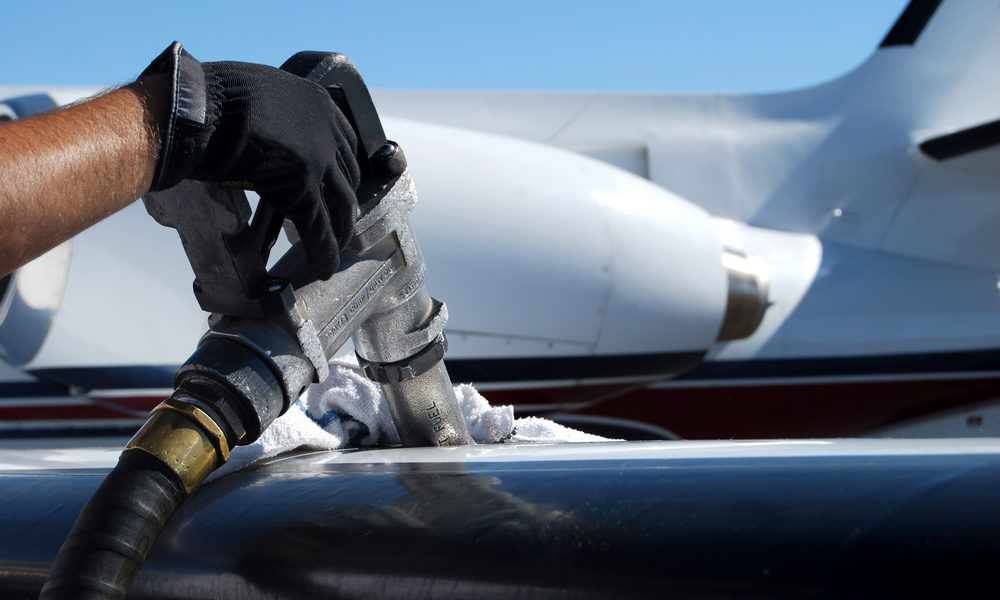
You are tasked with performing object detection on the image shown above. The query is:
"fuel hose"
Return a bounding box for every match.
[41,397,232,599]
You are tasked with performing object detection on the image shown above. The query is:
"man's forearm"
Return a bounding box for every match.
[0,78,165,275]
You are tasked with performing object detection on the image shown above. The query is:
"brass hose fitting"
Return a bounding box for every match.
[126,398,231,494]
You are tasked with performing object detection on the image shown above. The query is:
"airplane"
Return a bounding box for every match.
[0,0,999,442]
[2,3,1000,598]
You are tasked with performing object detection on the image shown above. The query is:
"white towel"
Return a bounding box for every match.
[209,356,608,480]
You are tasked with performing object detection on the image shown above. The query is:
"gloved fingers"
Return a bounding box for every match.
[330,108,361,190]
[323,162,359,251]
[267,188,340,280]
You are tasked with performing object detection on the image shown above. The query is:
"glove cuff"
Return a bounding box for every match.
[140,42,210,191]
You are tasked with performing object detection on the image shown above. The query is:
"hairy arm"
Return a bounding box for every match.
[0,76,167,275]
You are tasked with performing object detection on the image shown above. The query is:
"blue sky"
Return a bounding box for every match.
[4,1,908,93]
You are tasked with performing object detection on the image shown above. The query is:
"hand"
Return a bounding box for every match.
[142,43,361,279]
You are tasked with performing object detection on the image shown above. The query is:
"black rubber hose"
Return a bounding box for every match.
[40,449,186,599]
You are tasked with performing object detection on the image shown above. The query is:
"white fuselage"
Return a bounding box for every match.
[1,0,998,439]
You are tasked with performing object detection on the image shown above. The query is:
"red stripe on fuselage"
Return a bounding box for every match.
[0,395,164,422]
[3,377,1000,439]
[483,376,1000,438]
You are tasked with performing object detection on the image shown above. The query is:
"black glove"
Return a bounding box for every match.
[142,42,360,279]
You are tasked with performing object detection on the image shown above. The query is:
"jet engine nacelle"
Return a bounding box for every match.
[387,118,767,383]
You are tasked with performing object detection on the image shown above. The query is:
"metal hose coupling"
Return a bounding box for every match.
[126,396,232,494]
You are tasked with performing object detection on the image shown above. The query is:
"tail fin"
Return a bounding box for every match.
[834,0,1000,266]
[861,0,1000,152]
